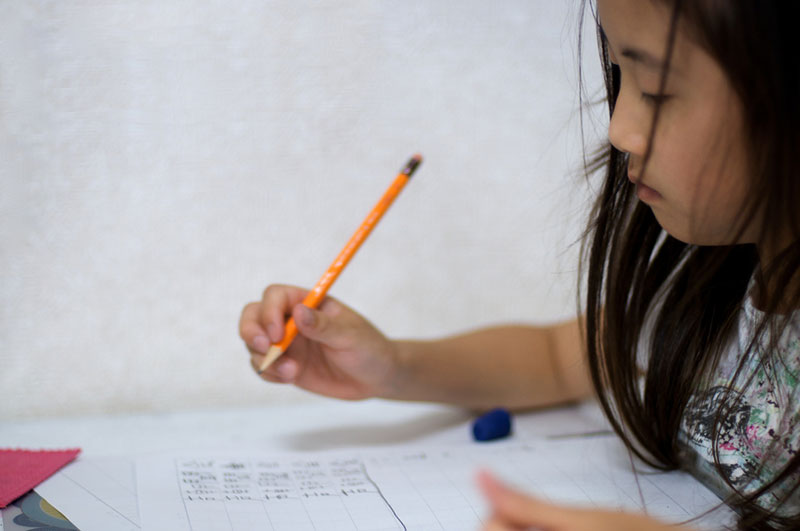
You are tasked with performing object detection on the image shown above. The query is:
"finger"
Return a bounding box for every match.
[481,518,516,531]
[260,285,310,343]
[240,302,270,353]
[478,470,575,528]
[250,353,299,383]
[292,302,350,350]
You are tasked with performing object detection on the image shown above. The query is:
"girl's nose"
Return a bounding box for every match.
[608,89,649,157]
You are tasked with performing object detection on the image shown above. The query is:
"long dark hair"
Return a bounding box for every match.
[578,1,800,529]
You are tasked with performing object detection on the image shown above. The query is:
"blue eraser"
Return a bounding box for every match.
[472,408,512,441]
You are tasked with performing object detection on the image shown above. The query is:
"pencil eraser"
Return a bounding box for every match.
[472,408,512,442]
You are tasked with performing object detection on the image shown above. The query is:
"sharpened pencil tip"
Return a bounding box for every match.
[257,345,285,373]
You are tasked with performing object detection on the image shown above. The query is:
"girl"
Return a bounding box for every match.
[240,0,800,528]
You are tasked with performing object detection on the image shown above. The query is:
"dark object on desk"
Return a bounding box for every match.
[1,491,77,530]
[472,408,512,441]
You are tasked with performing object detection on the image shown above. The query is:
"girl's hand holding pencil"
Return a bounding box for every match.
[240,284,400,400]
[239,155,421,401]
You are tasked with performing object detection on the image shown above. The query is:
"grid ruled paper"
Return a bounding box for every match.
[137,438,736,531]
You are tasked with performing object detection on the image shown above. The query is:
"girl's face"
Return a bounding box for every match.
[597,0,756,246]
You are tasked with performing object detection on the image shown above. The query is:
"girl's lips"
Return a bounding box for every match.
[628,171,662,202]
[635,181,662,202]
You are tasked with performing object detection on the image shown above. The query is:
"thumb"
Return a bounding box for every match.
[293,304,344,347]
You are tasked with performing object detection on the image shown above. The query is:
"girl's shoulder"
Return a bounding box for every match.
[739,280,800,371]
[679,287,800,515]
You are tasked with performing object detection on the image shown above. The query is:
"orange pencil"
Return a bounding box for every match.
[258,154,423,373]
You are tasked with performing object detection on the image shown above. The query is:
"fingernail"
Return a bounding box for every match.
[252,335,269,353]
[297,305,314,327]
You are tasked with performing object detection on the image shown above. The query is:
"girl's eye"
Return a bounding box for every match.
[641,92,670,105]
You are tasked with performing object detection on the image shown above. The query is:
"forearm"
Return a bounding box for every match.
[382,322,592,410]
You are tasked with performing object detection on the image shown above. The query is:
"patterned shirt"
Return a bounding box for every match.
[678,290,800,515]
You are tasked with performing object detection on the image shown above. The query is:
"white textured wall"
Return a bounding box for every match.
[0,1,605,419]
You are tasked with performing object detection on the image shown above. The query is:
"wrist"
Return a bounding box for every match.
[376,339,417,401]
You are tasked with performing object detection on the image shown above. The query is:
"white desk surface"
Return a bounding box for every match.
[2,397,610,457]
[3,399,741,531]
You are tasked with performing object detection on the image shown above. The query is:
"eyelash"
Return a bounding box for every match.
[641,92,670,105]
[612,65,671,106]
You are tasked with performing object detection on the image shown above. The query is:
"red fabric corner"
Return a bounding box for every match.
[0,448,81,508]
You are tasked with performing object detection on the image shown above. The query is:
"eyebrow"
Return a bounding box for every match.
[620,47,668,71]
[599,24,679,76]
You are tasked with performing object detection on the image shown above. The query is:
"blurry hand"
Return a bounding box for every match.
[478,471,696,531]
[239,284,399,400]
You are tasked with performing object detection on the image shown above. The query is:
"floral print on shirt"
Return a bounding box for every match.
[680,296,800,514]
